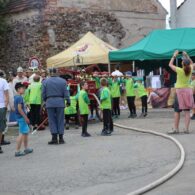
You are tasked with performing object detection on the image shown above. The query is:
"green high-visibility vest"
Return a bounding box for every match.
[134,82,147,97]
[111,80,120,98]
[125,79,135,97]
[100,87,112,110]
[65,96,77,115]
[78,90,90,115]
[28,82,42,105]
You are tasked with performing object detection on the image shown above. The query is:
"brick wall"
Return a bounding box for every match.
[0,2,125,71]
[0,0,166,71]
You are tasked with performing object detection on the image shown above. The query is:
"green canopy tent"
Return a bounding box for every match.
[109,28,195,61]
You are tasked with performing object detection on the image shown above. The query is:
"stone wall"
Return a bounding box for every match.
[0,0,167,71]
[0,5,125,71]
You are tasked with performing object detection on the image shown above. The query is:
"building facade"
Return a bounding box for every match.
[176,0,195,28]
[0,0,167,70]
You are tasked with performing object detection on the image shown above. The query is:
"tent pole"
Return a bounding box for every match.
[133,61,135,72]
[108,60,111,74]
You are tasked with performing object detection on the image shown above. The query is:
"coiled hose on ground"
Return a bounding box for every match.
[91,93,186,195]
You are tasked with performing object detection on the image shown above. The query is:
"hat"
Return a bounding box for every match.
[17,67,24,73]
[125,71,132,77]
[15,82,25,90]
[23,81,30,87]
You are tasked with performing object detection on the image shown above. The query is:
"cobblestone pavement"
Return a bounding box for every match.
[1,109,195,195]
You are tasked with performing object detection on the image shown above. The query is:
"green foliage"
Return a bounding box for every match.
[0,0,9,39]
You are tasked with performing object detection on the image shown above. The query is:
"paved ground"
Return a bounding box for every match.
[1,109,195,195]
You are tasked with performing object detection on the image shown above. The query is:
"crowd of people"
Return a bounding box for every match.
[0,50,195,156]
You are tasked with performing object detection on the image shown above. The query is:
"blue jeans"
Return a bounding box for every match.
[47,107,65,135]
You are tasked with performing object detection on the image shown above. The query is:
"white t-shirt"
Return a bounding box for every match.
[111,70,123,77]
[0,78,9,108]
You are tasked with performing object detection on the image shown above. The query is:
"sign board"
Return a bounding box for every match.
[29,57,41,68]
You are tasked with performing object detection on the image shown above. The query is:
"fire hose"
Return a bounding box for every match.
[92,93,185,195]
[32,93,185,194]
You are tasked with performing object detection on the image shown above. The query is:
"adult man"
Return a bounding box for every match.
[13,67,27,95]
[111,65,123,77]
[0,70,9,153]
[42,68,70,144]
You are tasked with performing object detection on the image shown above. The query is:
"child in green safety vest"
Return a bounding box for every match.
[100,78,113,136]
[78,81,91,137]
[65,86,79,130]
[134,78,148,117]
[110,76,121,118]
[123,71,137,118]
[27,75,42,130]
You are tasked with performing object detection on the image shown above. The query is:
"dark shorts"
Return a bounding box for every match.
[0,107,7,132]
[174,95,190,113]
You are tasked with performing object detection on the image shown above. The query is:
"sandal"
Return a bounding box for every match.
[184,130,190,134]
[167,129,179,134]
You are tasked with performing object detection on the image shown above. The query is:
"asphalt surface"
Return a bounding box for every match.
[0,109,195,195]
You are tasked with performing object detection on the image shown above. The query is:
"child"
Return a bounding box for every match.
[123,71,137,118]
[14,82,33,157]
[191,71,195,120]
[65,88,79,130]
[134,78,148,117]
[110,76,121,118]
[28,75,42,130]
[100,78,113,136]
[78,81,91,137]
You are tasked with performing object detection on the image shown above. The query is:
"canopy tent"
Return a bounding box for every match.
[109,28,195,62]
[47,32,116,68]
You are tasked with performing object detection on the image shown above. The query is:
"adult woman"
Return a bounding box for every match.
[168,51,194,134]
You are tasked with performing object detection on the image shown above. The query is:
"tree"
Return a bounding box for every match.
[0,0,9,39]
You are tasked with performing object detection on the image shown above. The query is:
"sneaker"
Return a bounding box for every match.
[24,148,33,154]
[101,130,111,136]
[81,132,91,137]
[33,126,37,131]
[0,147,3,154]
[75,125,79,129]
[128,114,133,118]
[143,113,147,117]
[15,151,26,157]
[139,113,145,118]
[167,129,179,134]
[184,130,190,134]
[106,130,112,135]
